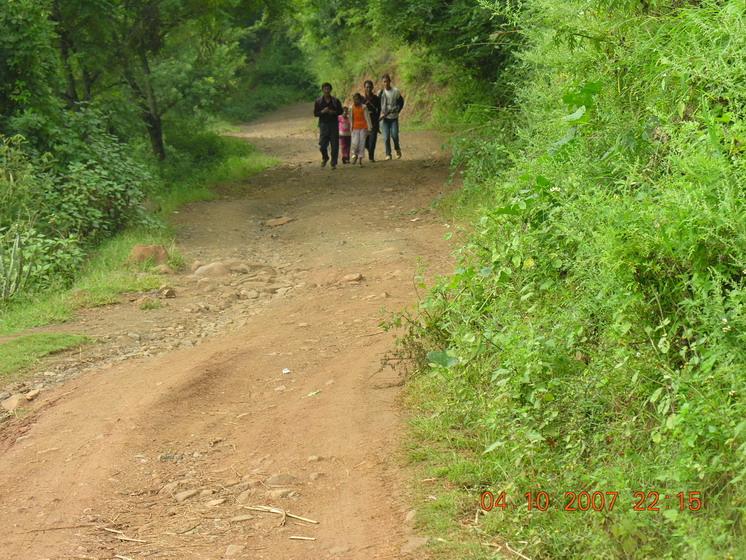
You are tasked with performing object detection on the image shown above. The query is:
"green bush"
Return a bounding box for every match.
[403,1,746,558]
[0,109,150,297]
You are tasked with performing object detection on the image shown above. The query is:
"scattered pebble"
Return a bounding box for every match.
[174,489,200,503]
[225,544,245,558]
[267,473,300,486]
[341,273,364,283]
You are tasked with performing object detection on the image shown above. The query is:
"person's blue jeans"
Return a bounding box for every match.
[381,118,400,157]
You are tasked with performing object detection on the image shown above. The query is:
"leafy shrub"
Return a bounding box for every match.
[403,1,746,558]
[0,109,149,297]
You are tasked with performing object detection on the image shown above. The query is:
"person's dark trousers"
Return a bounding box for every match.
[319,121,340,166]
[381,118,400,157]
[365,129,378,161]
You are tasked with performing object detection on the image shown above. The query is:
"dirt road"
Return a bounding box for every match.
[0,104,454,559]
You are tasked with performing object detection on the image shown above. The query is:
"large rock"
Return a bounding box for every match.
[1,394,24,412]
[128,245,169,265]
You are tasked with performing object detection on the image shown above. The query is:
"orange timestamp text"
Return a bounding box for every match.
[480,490,704,513]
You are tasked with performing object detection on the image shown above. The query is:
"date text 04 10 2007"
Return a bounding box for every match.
[480,491,704,513]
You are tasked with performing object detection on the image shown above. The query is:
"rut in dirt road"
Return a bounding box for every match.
[0,104,455,560]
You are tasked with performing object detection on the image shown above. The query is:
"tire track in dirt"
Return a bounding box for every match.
[0,103,455,559]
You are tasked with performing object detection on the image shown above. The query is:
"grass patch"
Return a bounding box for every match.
[156,135,278,214]
[0,333,89,379]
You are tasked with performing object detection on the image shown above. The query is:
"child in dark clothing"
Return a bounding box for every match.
[363,80,381,162]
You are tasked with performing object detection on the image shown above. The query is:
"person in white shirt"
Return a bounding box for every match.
[379,73,404,160]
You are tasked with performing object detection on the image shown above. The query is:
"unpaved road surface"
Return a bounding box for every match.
[0,104,455,559]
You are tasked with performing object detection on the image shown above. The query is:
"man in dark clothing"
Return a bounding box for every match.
[313,82,343,169]
[363,80,381,162]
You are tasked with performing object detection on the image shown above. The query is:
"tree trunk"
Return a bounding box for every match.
[52,2,79,107]
[139,51,166,160]
[144,110,166,161]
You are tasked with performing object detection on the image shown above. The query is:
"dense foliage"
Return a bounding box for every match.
[395,0,745,557]
[0,0,315,301]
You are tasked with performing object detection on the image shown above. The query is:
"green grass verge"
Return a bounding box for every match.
[0,333,89,380]
[157,136,278,214]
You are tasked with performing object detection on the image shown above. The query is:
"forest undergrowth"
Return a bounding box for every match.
[384,1,746,558]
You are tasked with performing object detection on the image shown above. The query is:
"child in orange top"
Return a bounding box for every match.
[350,93,372,166]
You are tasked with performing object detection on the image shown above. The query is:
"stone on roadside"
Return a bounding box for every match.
[159,286,177,298]
[206,498,225,507]
[25,389,41,401]
[159,481,180,494]
[341,273,364,283]
[174,489,200,503]
[196,278,216,292]
[225,544,245,558]
[190,260,204,273]
[128,244,169,265]
[194,262,230,278]
[267,488,296,499]
[267,473,300,486]
[236,489,254,504]
[1,394,24,412]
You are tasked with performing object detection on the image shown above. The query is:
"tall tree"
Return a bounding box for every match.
[0,0,58,126]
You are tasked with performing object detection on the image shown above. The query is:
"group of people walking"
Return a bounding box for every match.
[313,74,404,169]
